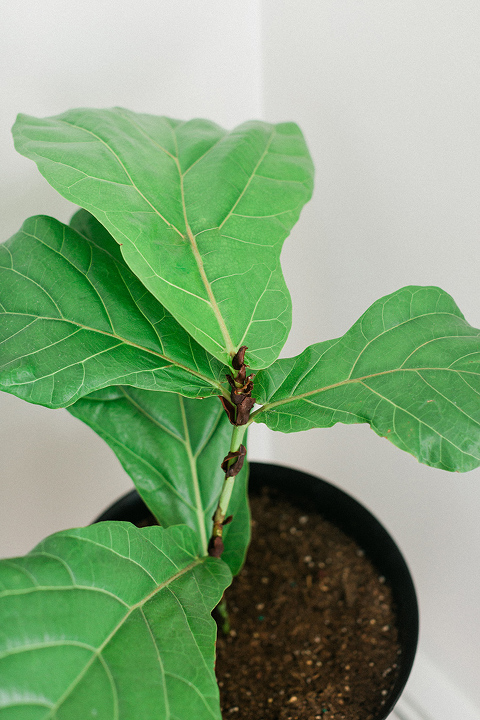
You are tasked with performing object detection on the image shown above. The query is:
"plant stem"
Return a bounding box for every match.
[209,345,252,557]
[218,425,246,514]
[208,424,247,557]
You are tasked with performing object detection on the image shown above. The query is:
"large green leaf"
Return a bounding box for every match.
[13,108,314,369]
[253,286,480,472]
[69,389,250,574]
[0,522,231,719]
[0,213,228,408]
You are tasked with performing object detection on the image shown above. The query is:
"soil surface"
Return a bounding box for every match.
[215,488,400,720]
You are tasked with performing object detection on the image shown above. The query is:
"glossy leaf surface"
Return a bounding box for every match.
[0,212,227,408]
[13,108,314,368]
[69,390,250,574]
[0,522,231,719]
[254,286,480,471]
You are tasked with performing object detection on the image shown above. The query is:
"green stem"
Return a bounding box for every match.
[214,424,247,524]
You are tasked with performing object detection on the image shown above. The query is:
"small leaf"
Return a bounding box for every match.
[0,213,227,408]
[69,389,250,574]
[13,108,314,369]
[0,522,231,719]
[254,286,480,472]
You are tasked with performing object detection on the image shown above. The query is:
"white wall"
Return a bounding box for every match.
[261,0,480,709]
[0,0,263,239]
[1,0,479,711]
[0,0,263,556]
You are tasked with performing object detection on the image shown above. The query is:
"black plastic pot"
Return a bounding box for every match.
[96,461,418,720]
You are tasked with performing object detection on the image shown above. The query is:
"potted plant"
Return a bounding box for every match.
[1,107,478,719]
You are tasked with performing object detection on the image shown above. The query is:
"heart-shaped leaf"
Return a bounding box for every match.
[0,212,227,408]
[13,108,314,369]
[0,522,231,719]
[69,389,250,574]
[253,286,480,471]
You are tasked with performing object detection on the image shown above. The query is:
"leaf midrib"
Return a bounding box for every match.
[123,114,277,290]
[285,310,469,397]
[57,118,184,239]
[255,365,480,416]
[254,368,480,466]
[116,388,209,515]
[2,310,227,397]
[41,554,204,718]
[172,124,235,357]
[4,222,232,394]
[55,116,232,356]
[47,116,280,361]
[178,396,208,555]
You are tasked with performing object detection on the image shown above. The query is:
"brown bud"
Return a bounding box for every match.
[234,396,256,425]
[219,396,237,425]
[226,373,238,390]
[232,379,254,397]
[208,536,224,558]
[221,444,247,477]
[235,365,247,386]
[232,346,247,371]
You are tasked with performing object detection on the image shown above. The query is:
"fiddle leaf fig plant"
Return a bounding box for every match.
[2,107,480,718]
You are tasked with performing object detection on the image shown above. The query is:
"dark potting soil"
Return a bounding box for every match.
[215,488,400,720]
